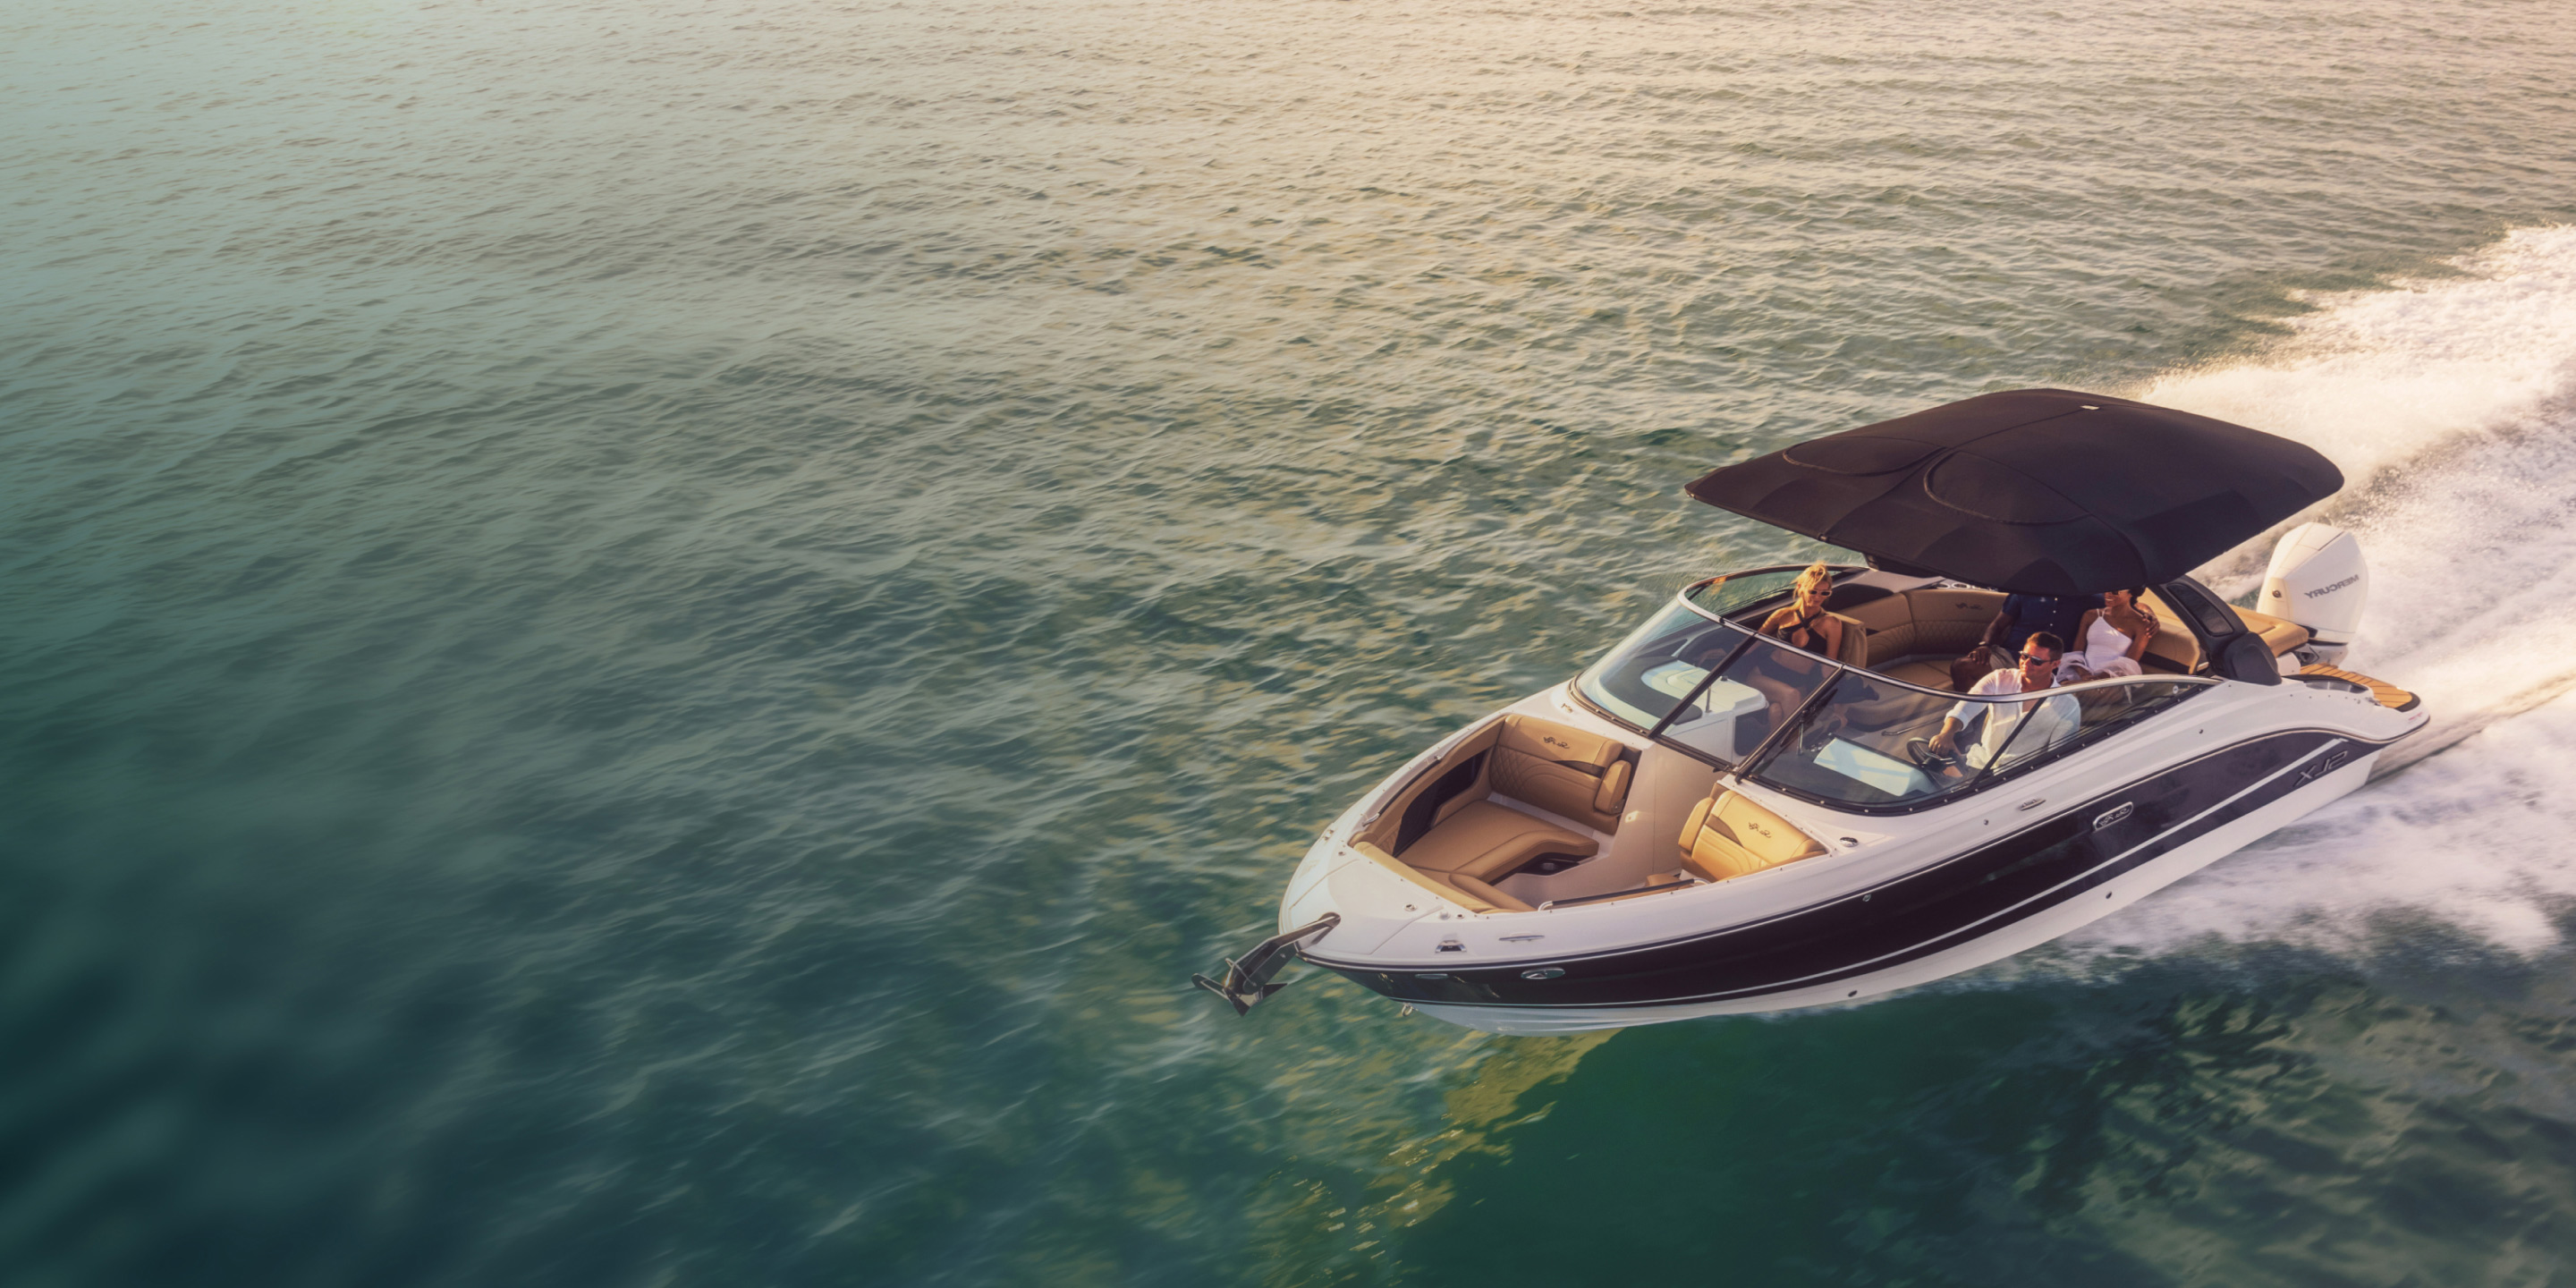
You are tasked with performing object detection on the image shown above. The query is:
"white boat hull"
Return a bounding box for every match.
[1407,751,2376,1033]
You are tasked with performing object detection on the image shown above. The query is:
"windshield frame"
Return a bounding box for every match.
[1571,564,1863,756]
[1570,575,2224,813]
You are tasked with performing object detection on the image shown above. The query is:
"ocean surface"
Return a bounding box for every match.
[7,0,2576,1283]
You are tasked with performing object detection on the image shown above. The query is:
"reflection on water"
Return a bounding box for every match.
[3,0,2576,1282]
[1241,1026,1618,1278]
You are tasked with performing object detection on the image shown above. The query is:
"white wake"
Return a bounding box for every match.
[2077,226,2576,956]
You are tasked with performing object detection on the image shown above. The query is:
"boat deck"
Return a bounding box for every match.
[2299,664,2420,712]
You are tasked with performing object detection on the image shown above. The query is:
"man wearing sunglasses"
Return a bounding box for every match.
[1917,631,2083,777]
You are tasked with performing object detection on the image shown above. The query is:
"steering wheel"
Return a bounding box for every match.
[1904,738,1956,771]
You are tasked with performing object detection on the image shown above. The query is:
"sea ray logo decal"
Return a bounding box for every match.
[2092,801,2135,829]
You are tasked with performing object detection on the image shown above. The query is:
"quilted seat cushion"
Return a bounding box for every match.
[1675,790,1824,883]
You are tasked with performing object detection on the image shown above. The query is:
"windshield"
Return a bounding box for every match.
[1654,632,1843,763]
[1574,601,1756,731]
[1576,587,2216,810]
[1574,588,1853,764]
[1575,566,1844,738]
[1683,566,1809,617]
[1743,671,2209,809]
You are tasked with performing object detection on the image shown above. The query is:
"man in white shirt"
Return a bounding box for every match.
[1924,631,2082,775]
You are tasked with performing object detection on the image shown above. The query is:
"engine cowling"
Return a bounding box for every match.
[2259,522,2368,665]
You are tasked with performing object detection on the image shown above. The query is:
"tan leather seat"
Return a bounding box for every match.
[2136,594,2310,673]
[1675,789,1824,882]
[1854,588,2307,685]
[2235,606,2310,657]
[1488,715,1631,832]
[1826,611,1868,667]
[1845,588,2007,691]
[2136,591,2199,673]
[1398,801,1597,911]
[1349,712,1637,913]
[1879,659,1956,691]
[1358,714,1631,850]
[1902,589,2007,657]
[1836,591,1918,655]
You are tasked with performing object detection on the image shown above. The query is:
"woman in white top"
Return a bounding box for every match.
[2058,586,2158,682]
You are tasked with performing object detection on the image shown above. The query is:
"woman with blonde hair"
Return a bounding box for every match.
[1758,563,1845,660]
[1741,563,1846,743]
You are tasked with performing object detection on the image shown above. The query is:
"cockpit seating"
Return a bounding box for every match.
[1747,598,1868,666]
[2137,592,2311,674]
[1847,587,2307,684]
[2235,606,2310,656]
[1352,713,1638,914]
[1839,588,2008,690]
[1673,786,1825,882]
[1825,611,1869,667]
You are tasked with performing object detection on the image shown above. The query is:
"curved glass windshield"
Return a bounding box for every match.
[1683,566,1808,617]
[1745,672,2209,809]
[1655,633,1843,763]
[1576,590,1879,764]
[1577,566,1858,741]
[1575,601,1756,730]
[1577,584,2216,810]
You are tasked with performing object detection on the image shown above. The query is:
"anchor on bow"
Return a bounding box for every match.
[1191,914,1340,1016]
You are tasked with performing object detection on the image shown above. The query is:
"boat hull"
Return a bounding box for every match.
[1305,731,2378,1033]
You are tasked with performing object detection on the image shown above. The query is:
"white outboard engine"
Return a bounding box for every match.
[2259,522,2368,667]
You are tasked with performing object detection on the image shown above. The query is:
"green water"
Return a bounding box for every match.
[7,0,2576,1283]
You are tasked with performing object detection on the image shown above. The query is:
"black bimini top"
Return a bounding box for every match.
[1684,388,2343,596]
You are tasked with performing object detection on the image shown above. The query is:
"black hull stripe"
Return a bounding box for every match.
[1687,732,2351,1002]
[1314,726,2395,976]
[1315,729,2386,1011]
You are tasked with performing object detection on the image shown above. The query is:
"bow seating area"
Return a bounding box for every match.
[1350,714,1635,914]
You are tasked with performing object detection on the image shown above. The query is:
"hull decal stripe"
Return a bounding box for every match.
[1318,731,2363,1011]
[1631,734,2347,1002]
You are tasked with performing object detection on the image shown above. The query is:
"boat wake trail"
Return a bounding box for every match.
[2075,226,2576,959]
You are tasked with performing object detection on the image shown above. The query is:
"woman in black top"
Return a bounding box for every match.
[1758,564,1844,659]
[1742,564,1844,746]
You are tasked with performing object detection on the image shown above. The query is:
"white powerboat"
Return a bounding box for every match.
[1196,389,2427,1033]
